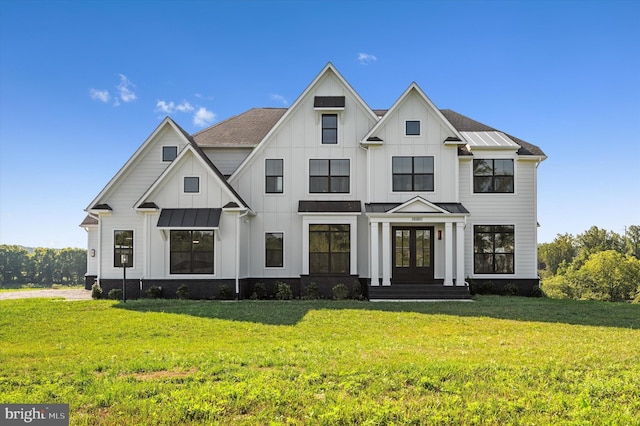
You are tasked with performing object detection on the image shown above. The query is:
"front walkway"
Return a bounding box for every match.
[0,289,92,301]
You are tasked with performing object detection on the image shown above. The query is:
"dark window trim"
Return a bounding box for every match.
[392,156,434,192]
[309,159,350,193]
[473,159,515,193]
[114,230,133,267]
[309,224,350,274]
[162,146,178,162]
[170,230,215,274]
[473,225,515,274]
[405,120,421,136]
[321,113,338,144]
[184,176,200,193]
[265,232,284,268]
[265,159,284,194]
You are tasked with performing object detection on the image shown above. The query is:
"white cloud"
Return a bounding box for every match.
[193,107,216,127]
[155,100,195,115]
[116,74,137,102]
[89,88,110,103]
[175,101,194,112]
[357,53,378,65]
[270,94,288,106]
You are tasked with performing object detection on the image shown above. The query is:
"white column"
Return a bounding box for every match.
[370,222,379,286]
[456,222,465,286]
[444,222,453,286]
[382,222,391,286]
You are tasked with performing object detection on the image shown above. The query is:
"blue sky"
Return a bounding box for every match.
[1,0,638,248]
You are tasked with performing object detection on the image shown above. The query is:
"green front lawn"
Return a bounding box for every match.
[1,297,638,425]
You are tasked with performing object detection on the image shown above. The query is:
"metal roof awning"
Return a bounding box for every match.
[157,208,222,228]
[461,131,520,149]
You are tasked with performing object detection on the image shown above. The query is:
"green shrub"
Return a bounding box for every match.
[146,286,163,299]
[218,283,232,300]
[471,280,494,295]
[108,288,123,300]
[91,282,103,299]
[332,283,348,300]
[275,282,293,300]
[176,284,190,300]
[352,279,364,300]
[304,282,320,300]
[253,282,267,300]
[530,286,543,298]
[502,283,519,296]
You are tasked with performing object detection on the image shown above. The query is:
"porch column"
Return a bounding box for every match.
[444,222,453,286]
[381,222,391,286]
[456,222,465,286]
[370,222,379,286]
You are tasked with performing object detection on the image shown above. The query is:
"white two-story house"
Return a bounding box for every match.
[81,63,546,299]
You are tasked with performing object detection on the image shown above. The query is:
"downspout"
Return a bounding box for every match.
[235,210,250,299]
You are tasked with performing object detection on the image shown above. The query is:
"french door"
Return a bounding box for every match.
[392,227,434,282]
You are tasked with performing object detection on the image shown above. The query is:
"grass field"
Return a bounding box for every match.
[1,296,639,425]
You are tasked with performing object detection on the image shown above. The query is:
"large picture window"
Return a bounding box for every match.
[170,230,214,274]
[473,159,514,193]
[265,232,284,268]
[392,156,434,191]
[474,225,515,274]
[309,224,350,274]
[309,159,349,193]
[265,159,283,194]
[321,114,338,144]
[114,230,133,267]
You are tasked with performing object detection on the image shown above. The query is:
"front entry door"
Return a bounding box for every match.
[392,227,434,282]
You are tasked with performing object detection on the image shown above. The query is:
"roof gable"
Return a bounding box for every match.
[361,82,464,145]
[229,62,379,180]
[388,197,449,214]
[85,117,193,211]
[134,143,249,210]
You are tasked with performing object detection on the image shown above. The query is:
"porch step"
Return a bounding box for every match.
[368,284,472,300]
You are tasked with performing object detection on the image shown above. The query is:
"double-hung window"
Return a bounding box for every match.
[473,159,514,193]
[321,114,338,144]
[474,225,515,274]
[114,230,133,267]
[392,156,434,191]
[309,159,349,193]
[170,230,214,274]
[265,159,283,194]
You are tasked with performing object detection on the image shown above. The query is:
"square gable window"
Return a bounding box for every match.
[184,177,200,193]
[163,146,178,162]
[406,120,421,136]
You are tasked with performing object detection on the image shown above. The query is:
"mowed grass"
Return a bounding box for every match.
[0,297,639,425]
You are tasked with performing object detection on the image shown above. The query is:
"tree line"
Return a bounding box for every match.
[539,225,640,302]
[0,245,86,286]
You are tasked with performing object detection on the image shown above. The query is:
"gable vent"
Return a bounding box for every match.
[314,96,345,108]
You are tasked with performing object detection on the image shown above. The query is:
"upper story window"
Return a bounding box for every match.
[392,156,434,192]
[162,146,178,162]
[114,230,133,267]
[321,114,338,144]
[265,159,283,194]
[405,120,421,136]
[473,159,514,193]
[474,225,514,274]
[309,159,349,193]
[184,176,200,193]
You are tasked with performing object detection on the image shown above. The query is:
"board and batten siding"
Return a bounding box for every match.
[459,156,539,279]
[230,69,377,278]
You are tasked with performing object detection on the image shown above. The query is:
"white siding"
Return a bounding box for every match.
[460,156,539,279]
